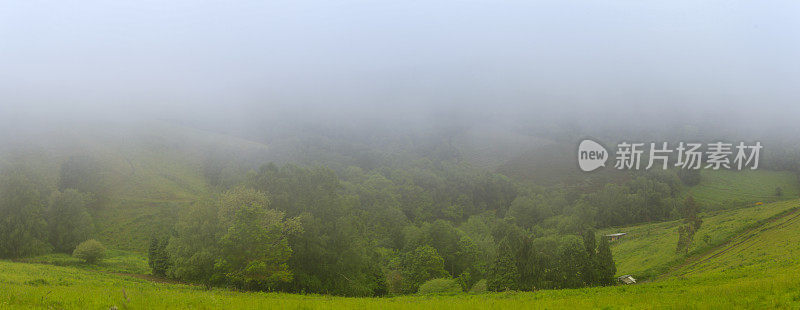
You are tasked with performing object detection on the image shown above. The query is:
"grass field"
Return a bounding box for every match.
[4,126,800,308]
[16,250,149,275]
[2,247,799,309]
[687,169,799,210]
[601,199,799,278]
[4,200,800,309]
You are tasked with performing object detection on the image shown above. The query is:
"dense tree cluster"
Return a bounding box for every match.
[0,154,692,296]
[0,165,96,259]
[152,161,686,296]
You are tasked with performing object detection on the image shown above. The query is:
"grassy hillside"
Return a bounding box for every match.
[687,169,799,210]
[670,203,800,278]
[17,250,149,275]
[602,199,800,278]
[496,140,800,206]
[0,121,275,252]
[4,124,800,308]
[2,247,799,309]
[5,199,800,308]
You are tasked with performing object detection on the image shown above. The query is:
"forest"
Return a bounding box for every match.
[0,135,717,297]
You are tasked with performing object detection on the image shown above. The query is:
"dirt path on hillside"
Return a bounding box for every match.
[660,206,800,279]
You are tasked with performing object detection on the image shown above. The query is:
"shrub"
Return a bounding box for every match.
[417,278,462,295]
[386,270,403,295]
[73,239,106,264]
[401,245,449,293]
[469,279,488,294]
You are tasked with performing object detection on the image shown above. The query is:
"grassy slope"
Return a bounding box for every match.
[601,199,799,278]
[17,250,149,275]
[688,169,799,209]
[2,250,799,309]
[4,127,800,307]
[496,139,800,205]
[1,121,273,252]
[5,200,800,308]
[670,211,800,280]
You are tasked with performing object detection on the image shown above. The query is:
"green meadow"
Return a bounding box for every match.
[3,125,800,309]
[687,169,799,209]
[602,199,799,278]
[5,199,800,309]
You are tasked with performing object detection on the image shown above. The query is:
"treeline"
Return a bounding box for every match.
[0,158,100,258]
[148,162,692,296]
[1,156,691,296]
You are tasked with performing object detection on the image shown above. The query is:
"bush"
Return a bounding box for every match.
[73,239,106,264]
[417,278,462,295]
[469,279,488,294]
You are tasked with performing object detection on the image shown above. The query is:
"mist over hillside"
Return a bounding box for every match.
[2,1,800,306]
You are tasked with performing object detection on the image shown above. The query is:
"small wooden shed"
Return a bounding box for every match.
[604,233,627,242]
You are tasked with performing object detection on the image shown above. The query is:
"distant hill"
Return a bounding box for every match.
[0,121,274,251]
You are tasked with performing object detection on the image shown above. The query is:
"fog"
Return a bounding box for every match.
[1,0,799,136]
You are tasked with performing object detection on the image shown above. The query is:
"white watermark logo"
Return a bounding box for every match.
[578,140,762,172]
[578,139,609,172]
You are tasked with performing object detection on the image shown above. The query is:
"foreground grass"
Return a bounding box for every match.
[2,258,799,309]
[17,250,149,275]
[5,201,800,309]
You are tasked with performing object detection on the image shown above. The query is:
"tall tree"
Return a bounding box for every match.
[596,237,616,285]
[168,198,223,288]
[558,238,588,288]
[0,170,49,258]
[46,189,94,253]
[581,230,599,285]
[148,236,171,277]
[487,243,519,291]
[401,245,449,293]
[58,156,107,207]
[217,187,301,290]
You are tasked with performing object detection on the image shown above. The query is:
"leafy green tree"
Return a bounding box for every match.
[148,236,171,277]
[58,156,107,207]
[491,220,545,290]
[167,198,223,288]
[469,279,488,293]
[385,269,404,295]
[581,230,599,285]
[596,237,616,285]
[506,195,552,229]
[46,189,94,253]
[0,170,49,258]
[423,220,462,276]
[402,245,449,293]
[487,245,518,291]
[217,187,300,290]
[417,278,462,295]
[250,164,388,296]
[73,239,106,264]
[557,238,588,288]
[453,236,482,289]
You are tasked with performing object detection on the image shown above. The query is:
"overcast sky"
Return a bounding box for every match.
[1,0,798,126]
